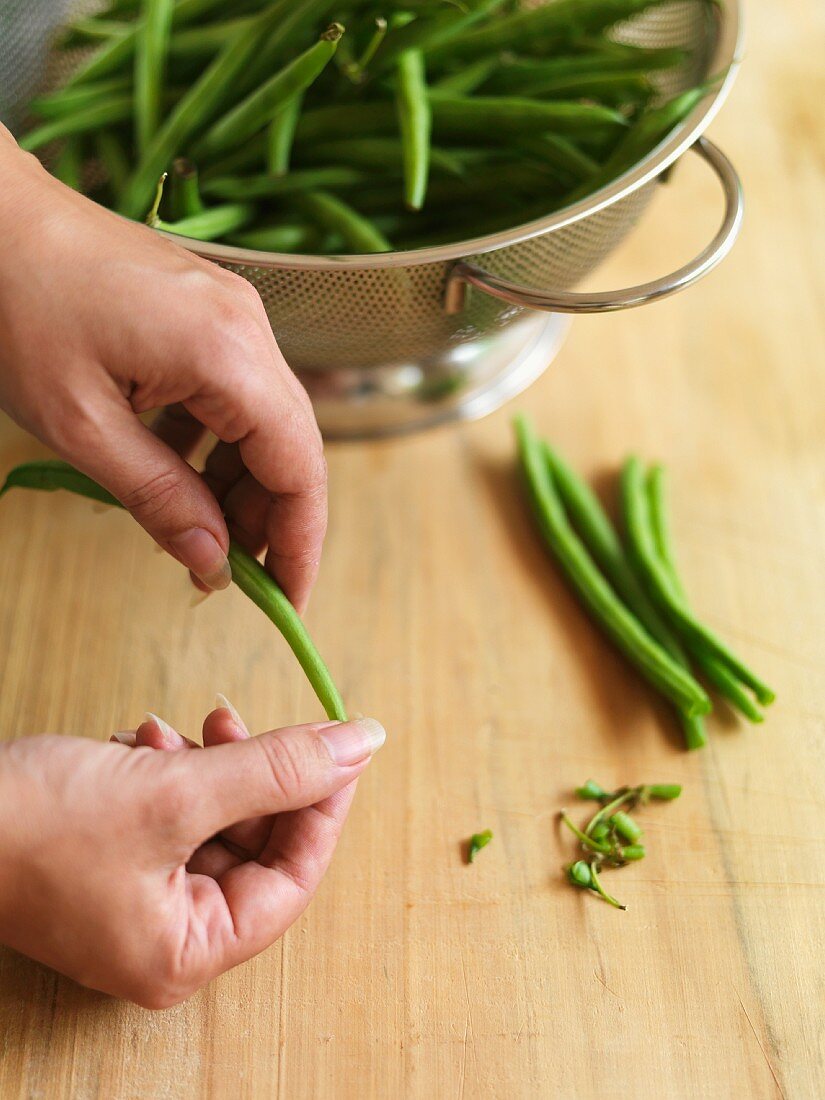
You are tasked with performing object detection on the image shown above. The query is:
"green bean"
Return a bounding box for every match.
[52,138,84,190]
[646,465,765,723]
[565,84,712,203]
[168,157,205,219]
[152,203,256,242]
[135,0,174,154]
[0,461,347,723]
[193,24,345,161]
[622,457,775,707]
[433,55,499,95]
[95,129,132,201]
[19,95,133,152]
[514,416,711,718]
[493,70,653,104]
[299,138,468,178]
[543,444,707,749]
[200,135,266,181]
[428,92,628,138]
[488,49,684,95]
[30,78,132,121]
[396,49,431,210]
[57,17,131,48]
[63,27,135,88]
[167,18,255,64]
[299,191,393,254]
[118,3,294,219]
[341,16,387,82]
[65,0,235,87]
[203,167,370,202]
[267,94,304,176]
[520,135,600,183]
[377,0,507,70]
[437,0,671,62]
[227,223,320,253]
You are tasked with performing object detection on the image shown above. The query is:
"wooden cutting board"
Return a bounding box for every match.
[0,2,823,1096]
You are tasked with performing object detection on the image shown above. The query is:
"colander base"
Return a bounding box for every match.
[309,312,570,441]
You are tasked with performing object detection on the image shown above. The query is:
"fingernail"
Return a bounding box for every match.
[111,730,136,745]
[145,712,176,739]
[190,590,211,608]
[169,529,231,591]
[320,717,386,766]
[92,502,112,514]
[215,693,249,735]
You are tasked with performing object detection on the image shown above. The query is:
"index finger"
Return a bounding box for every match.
[186,283,327,613]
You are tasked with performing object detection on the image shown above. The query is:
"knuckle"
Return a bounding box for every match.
[256,734,310,805]
[120,467,187,522]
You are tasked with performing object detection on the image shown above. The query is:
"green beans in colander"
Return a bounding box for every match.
[21,0,711,254]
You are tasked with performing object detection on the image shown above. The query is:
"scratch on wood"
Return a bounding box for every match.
[594,968,621,1000]
[735,989,786,1100]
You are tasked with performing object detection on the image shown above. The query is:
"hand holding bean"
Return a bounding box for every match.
[0,703,386,1007]
[0,130,326,611]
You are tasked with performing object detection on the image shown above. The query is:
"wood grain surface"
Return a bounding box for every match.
[1,2,823,1097]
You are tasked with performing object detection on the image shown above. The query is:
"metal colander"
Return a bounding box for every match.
[1,1,743,438]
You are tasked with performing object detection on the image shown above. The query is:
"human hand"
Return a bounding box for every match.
[0,131,325,611]
[0,703,385,1007]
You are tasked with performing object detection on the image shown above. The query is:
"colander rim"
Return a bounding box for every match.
[158,0,743,273]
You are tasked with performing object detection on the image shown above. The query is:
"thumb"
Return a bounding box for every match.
[69,403,232,591]
[179,717,386,842]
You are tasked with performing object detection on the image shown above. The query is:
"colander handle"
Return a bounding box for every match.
[444,138,742,316]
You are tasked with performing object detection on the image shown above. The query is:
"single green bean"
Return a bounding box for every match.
[193,24,345,161]
[622,457,775,707]
[396,49,431,210]
[0,461,347,722]
[30,78,132,121]
[203,167,369,202]
[20,95,133,152]
[514,417,711,717]
[428,92,628,138]
[433,56,499,95]
[376,0,507,70]
[134,0,174,154]
[299,191,392,254]
[561,813,611,855]
[267,94,304,176]
[227,223,319,253]
[299,138,468,178]
[646,464,765,723]
[152,203,256,242]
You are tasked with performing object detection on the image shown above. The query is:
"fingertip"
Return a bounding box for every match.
[138,713,192,751]
[203,697,249,746]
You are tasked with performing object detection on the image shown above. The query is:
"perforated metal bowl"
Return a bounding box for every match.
[3,0,743,438]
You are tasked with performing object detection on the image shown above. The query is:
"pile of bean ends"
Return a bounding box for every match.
[514,416,775,749]
[562,780,680,909]
[21,0,719,255]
